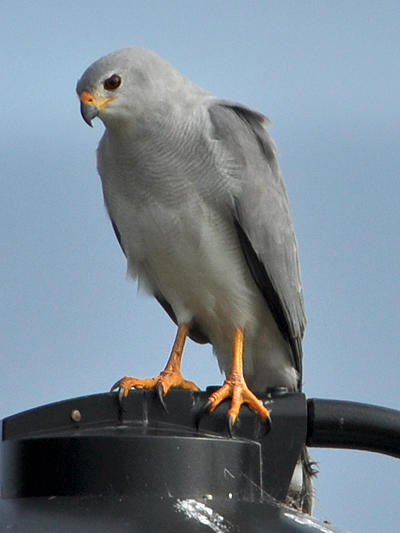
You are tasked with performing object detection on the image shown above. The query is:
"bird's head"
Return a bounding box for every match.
[76,47,203,130]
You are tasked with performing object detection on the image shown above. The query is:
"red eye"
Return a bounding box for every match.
[103,74,121,91]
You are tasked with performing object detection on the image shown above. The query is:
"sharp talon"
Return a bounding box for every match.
[110,379,122,392]
[204,398,213,412]
[264,411,272,431]
[156,382,168,413]
[256,403,272,435]
[118,386,125,405]
[228,415,235,437]
[195,399,212,429]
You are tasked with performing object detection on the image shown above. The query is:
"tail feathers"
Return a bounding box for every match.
[285,446,318,514]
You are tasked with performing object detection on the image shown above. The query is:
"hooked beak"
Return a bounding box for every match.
[79,90,116,126]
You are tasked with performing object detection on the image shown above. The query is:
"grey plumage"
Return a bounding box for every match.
[207,101,305,382]
[77,47,315,512]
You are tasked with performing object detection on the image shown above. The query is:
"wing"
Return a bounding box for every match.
[208,101,306,382]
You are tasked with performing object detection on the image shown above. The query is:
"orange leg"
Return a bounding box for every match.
[113,323,199,398]
[207,327,270,425]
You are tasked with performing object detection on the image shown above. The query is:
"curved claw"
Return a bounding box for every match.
[110,378,131,407]
[195,399,212,429]
[228,414,235,437]
[110,379,122,392]
[260,407,273,434]
[110,378,127,409]
[156,381,168,413]
[118,386,125,406]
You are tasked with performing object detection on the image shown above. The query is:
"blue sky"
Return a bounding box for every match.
[1,2,399,531]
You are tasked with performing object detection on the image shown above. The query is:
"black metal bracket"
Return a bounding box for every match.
[2,391,398,532]
[1,390,307,502]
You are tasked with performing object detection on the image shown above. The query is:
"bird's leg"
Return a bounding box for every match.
[207,327,270,426]
[112,323,199,399]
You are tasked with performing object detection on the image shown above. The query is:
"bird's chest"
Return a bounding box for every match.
[99,131,226,264]
[102,160,235,289]
[97,130,251,322]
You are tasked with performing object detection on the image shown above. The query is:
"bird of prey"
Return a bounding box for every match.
[77,48,314,511]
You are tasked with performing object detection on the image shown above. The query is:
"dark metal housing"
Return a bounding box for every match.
[3,389,398,532]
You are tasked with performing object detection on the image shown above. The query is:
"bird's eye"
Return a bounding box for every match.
[103,74,122,91]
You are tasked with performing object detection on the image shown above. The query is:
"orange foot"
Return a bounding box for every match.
[207,374,270,426]
[111,323,199,403]
[207,327,270,428]
[112,371,199,398]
